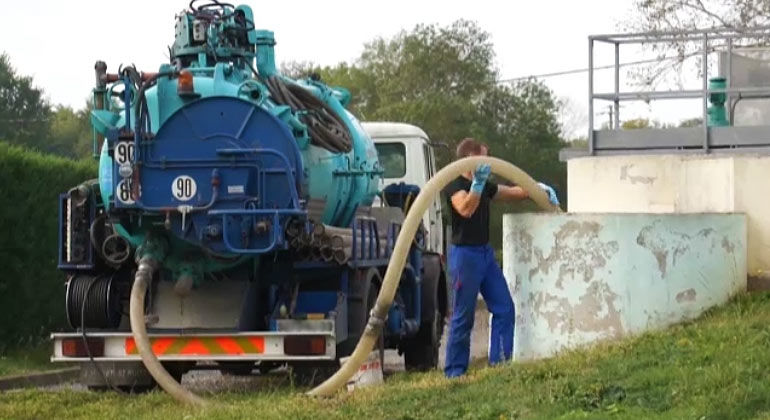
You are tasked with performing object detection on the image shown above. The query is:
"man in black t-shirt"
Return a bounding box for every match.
[441,138,559,378]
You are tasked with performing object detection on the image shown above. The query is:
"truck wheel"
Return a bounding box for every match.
[82,361,181,393]
[218,361,255,376]
[403,306,441,371]
[339,267,383,359]
[403,255,445,371]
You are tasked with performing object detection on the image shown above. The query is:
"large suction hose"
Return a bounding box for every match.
[128,155,560,405]
[129,257,207,406]
[309,155,561,396]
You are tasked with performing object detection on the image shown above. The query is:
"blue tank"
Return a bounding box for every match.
[89,4,382,281]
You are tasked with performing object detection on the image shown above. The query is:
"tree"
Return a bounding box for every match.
[0,52,51,149]
[309,21,568,251]
[316,20,499,165]
[47,104,93,159]
[624,1,770,87]
[628,0,770,33]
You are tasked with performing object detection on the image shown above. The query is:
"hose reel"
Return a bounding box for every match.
[66,274,123,329]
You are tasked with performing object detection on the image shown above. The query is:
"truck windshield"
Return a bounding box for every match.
[374,142,406,178]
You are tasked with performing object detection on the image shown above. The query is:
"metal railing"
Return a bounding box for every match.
[587,26,770,156]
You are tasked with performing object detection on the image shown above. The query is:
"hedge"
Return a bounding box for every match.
[0,142,97,351]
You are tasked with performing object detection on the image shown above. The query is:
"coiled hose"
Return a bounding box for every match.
[128,155,560,406]
[264,76,352,154]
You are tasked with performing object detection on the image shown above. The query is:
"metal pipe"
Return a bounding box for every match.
[320,225,352,236]
[320,246,334,262]
[588,37,595,155]
[614,42,620,130]
[333,249,347,265]
[593,86,770,101]
[329,235,344,249]
[702,35,710,153]
[590,26,770,43]
[727,38,733,125]
[310,245,322,260]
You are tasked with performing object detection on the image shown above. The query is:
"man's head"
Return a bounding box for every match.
[456,138,488,159]
[456,138,489,179]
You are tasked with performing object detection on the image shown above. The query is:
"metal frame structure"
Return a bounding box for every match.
[562,26,770,160]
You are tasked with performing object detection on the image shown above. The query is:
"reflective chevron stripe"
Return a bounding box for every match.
[124,336,265,355]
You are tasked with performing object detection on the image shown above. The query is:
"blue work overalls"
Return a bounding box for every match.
[444,243,515,378]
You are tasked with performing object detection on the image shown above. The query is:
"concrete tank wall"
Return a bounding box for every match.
[502,213,746,361]
[567,154,770,277]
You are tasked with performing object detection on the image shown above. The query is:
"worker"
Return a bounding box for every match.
[442,138,559,378]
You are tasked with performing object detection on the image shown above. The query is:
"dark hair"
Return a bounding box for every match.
[455,138,488,159]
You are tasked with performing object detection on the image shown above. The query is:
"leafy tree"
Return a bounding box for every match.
[624,1,770,87]
[0,52,51,149]
[303,21,568,252]
[316,20,499,165]
[622,118,661,129]
[678,117,703,127]
[47,104,93,159]
[628,0,770,33]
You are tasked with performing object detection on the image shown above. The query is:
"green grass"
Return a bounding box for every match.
[3,292,770,419]
[0,342,57,377]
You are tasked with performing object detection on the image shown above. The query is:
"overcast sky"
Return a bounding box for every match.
[1,0,705,138]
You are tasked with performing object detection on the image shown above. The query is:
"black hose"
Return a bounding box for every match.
[80,273,126,394]
[89,213,107,262]
[67,275,121,329]
[264,76,353,154]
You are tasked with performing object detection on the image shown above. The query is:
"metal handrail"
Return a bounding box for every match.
[587,26,770,155]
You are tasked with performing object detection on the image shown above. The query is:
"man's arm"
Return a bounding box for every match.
[450,190,482,218]
[493,185,529,201]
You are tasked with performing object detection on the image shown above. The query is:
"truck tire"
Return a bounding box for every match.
[82,361,181,393]
[338,267,383,359]
[218,361,255,376]
[403,254,446,371]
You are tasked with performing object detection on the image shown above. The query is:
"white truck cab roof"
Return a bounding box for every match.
[360,121,430,141]
[362,121,444,255]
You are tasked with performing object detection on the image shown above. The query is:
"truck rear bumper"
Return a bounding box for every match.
[51,330,336,362]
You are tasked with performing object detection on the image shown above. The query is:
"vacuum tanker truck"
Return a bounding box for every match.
[52,1,448,390]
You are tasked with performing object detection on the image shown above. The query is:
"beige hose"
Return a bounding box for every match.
[129,257,208,407]
[307,155,561,397]
[129,155,559,405]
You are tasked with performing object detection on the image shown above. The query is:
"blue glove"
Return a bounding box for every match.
[470,164,491,194]
[538,182,560,206]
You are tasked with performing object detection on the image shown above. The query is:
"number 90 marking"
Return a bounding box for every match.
[115,141,135,165]
[172,175,197,201]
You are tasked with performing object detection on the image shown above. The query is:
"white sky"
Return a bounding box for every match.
[1,0,707,138]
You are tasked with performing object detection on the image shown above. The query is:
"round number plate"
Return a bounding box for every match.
[114,141,135,165]
[116,179,135,204]
[172,175,197,201]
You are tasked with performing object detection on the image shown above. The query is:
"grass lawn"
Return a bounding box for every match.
[0,341,59,377]
[2,292,770,419]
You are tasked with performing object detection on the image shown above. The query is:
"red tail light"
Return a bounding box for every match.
[62,338,104,357]
[284,336,326,355]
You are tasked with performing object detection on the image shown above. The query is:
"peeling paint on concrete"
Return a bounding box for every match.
[722,237,736,253]
[675,288,697,303]
[503,213,746,362]
[528,221,619,289]
[620,164,656,184]
[636,221,718,277]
